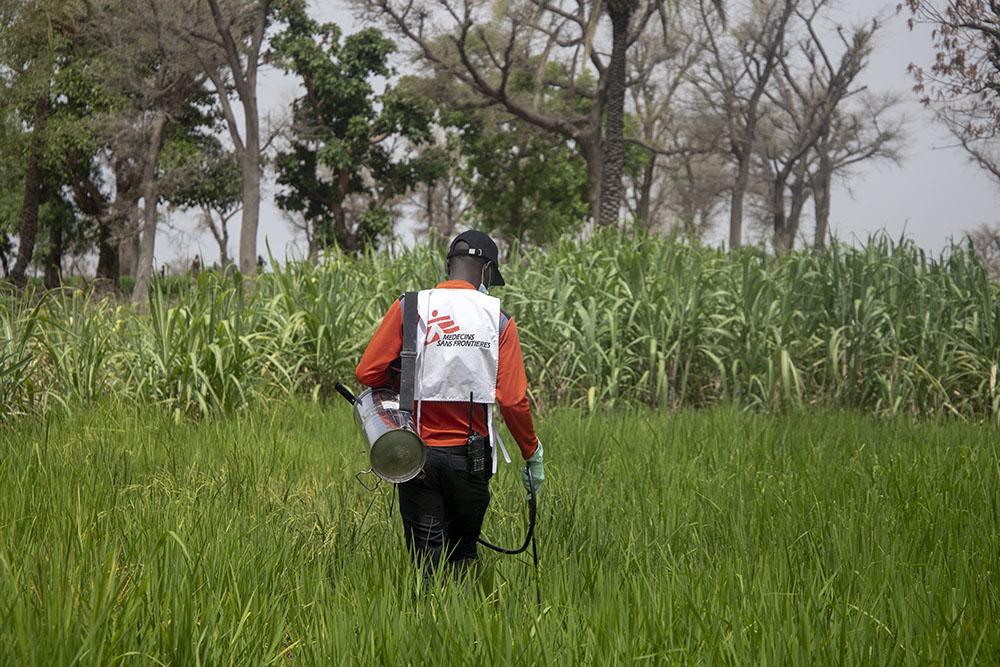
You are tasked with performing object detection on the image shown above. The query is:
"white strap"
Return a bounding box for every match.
[488,407,511,474]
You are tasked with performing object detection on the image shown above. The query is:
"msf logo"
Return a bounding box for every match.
[424,310,460,346]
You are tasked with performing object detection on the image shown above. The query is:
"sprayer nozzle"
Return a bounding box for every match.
[334,382,357,405]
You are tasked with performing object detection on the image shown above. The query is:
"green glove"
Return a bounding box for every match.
[522,441,544,495]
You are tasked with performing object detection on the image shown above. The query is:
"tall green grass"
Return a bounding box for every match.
[1,233,998,422]
[0,403,996,663]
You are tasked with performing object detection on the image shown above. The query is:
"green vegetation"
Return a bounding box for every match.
[2,233,998,423]
[0,402,996,663]
[2,233,997,662]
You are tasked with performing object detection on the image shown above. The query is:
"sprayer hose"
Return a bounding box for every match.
[477,466,537,555]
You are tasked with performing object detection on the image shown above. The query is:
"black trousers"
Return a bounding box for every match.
[398,445,491,573]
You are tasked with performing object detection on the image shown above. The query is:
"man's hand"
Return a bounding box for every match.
[521,441,544,495]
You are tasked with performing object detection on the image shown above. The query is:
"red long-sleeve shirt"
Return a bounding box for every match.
[356,280,539,460]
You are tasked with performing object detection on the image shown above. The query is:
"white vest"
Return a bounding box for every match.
[412,288,510,471]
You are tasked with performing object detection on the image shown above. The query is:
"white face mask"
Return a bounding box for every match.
[478,263,490,294]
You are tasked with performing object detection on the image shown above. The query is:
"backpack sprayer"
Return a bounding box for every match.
[333,382,426,483]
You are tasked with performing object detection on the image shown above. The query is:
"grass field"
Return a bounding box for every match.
[0,401,996,664]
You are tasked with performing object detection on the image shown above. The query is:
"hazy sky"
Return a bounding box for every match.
[155,0,1000,266]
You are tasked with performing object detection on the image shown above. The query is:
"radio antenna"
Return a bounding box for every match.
[467,391,475,436]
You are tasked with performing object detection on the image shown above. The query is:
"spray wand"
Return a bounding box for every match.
[478,466,541,606]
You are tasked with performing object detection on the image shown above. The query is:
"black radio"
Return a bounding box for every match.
[466,432,489,477]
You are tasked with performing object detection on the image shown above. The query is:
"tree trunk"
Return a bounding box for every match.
[784,179,809,251]
[771,166,810,254]
[598,4,632,227]
[96,231,120,290]
[636,154,656,229]
[725,0,794,250]
[580,137,603,226]
[813,157,832,251]
[131,112,168,306]
[333,202,359,252]
[447,182,458,235]
[307,228,319,264]
[0,235,10,276]
[770,174,790,253]
[10,94,50,289]
[205,0,269,273]
[117,239,131,278]
[117,204,141,278]
[204,208,232,267]
[238,96,262,275]
[219,216,231,268]
[682,159,698,234]
[43,210,63,289]
[332,167,356,251]
[729,152,751,250]
[424,181,436,233]
[118,235,137,278]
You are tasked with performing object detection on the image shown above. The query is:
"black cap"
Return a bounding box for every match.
[447,230,506,286]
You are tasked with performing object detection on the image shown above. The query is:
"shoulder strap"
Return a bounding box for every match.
[399,291,418,414]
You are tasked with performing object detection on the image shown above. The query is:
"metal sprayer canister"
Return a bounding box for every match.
[351,387,426,483]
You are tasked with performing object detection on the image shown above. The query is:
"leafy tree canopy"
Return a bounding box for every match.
[271,3,442,252]
[448,110,590,246]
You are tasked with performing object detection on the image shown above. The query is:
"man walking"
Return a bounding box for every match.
[356,230,544,576]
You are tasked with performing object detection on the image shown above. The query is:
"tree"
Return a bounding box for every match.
[903,6,997,257]
[968,222,1000,277]
[622,5,723,233]
[40,5,163,290]
[0,110,21,277]
[271,10,441,252]
[406,151,470,243]
[169,138,242,267]
[360,0,725,227]
[1,87,96,290]
[599,0,640,226]
[84,0,208,304]
[758,5,880,251]
[654,123,731,234]
[0,0,76,288]
[397,56,593,245]
[809,93,904,249]
[158,90,244,268]
[37,180,78,288]
[65,148,142,287]
[175,0,278,276]
[449,110,591,245]
[694,0,904,250]
[903,2,1000,205]
[696,0,797,248]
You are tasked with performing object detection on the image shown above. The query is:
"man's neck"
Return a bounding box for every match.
[447,273,479,288]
